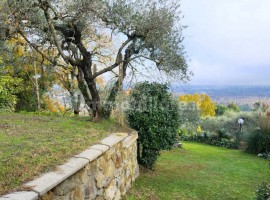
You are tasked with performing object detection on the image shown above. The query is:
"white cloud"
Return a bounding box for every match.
[181,0,270,85]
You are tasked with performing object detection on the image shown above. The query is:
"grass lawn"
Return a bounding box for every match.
[127,142,270,200]
[0,112,127,195]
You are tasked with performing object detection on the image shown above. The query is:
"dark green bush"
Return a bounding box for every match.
[126,82,180,169]
[246,129,270,154]
[227,103,240,112]
[15,90,39,112]
[256,182,270,200]
[217,128,231,139]
[246,114,270,154]
[215,104,228,116]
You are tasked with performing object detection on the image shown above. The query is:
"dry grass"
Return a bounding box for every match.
[0,112,127,195]
[259,112,270,135]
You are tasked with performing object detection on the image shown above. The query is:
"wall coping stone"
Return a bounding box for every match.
[89,144,110,153]
[100,133,128,148]
[123,132,138,149]
[0,192,38,200]
[74,148,103,161]
[25,157,89,195]
[0,132,137,199]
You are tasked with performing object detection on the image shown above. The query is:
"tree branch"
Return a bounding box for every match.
[42,5,78,66]
[92,37,133,79]
[18,30,67,67]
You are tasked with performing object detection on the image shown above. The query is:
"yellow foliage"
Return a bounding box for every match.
[16,46,24,56]
[96,76,105,88]
[197,126,202,133]
[44,97,66,113]
[179,93,216,117]
[7,36,26,57]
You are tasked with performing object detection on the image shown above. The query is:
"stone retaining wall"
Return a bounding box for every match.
[0,132,139,200]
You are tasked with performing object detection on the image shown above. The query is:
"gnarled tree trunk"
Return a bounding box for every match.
[103,46,133,118]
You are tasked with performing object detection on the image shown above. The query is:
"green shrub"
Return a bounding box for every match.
[215,104,228,116]
[256,182,270,200]
[227,103,240,112]
[179,102,200,125]
[179,130,238,149]
[15,90,39,112]
[217,128,231,139]
[246,114,270,154]
[246,131,270,154]
[126,82,180,169]
[0,75,23,111]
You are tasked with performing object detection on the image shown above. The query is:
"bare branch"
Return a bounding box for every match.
[92,37,133,79]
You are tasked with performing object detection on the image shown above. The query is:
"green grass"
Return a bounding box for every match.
[0,112,127,195]
[127,142,270,200]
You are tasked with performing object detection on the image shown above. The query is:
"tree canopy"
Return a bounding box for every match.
[179,93,216,117]
[0,0,189,120]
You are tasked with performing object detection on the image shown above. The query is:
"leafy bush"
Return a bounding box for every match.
[246,114,270,154]
[179,102,200,125]
[179,131,238,149]
[0,75,23,111]
[215,104,228,116]
[15,90,39,112]
[256,182,270,200]
[126,82,180,169]
[217,128,231,139]
[227,103,240,112]
[247,129,270,154]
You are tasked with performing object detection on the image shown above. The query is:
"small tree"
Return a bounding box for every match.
[215,104,228,116]
[179,93,216,117]
[126,82,180,169]
[227,103,240,112]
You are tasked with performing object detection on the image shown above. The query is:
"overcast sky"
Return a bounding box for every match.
[181,0,270,86]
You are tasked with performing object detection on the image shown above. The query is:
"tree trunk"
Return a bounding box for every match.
[103,47,133,118]
[76,68,92,116]
[74,94,81,115]
[78,62,102,121]
[85,77,101,121]
[102,79,119,118]
[69,71,81,115]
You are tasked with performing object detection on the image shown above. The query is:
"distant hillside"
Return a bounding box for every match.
[171,85,270,105]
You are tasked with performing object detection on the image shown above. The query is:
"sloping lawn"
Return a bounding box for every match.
[0,112,127,195]
[127,142,270,200]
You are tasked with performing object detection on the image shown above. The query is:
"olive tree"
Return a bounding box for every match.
[1,0,189,120]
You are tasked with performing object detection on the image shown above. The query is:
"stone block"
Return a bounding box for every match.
[84,175,97,200]
[100,133,128,148]
[0,191,38,200]
[74,148,102,161]
[104,179,117,200]
[123,133,138,149]
[89,144,109,153]
[25,158,89,195]
[53,170,84,196]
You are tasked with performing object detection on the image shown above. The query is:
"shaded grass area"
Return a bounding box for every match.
[0,112,127,195]
[127,142,270,200]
